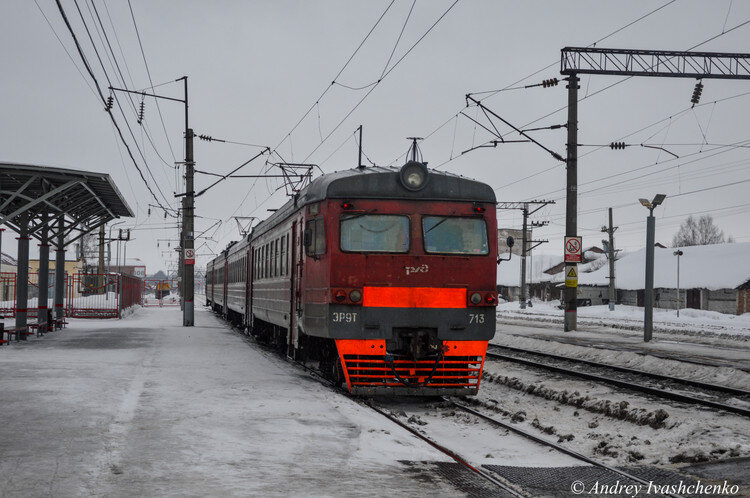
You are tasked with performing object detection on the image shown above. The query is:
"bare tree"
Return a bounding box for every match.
[672,215,728,247]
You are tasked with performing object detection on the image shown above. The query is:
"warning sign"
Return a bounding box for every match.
[564,236,582,263]
[565,265,578,287]
[185,248,195,265]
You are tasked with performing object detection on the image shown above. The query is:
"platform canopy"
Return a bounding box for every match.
[0,162,133,245]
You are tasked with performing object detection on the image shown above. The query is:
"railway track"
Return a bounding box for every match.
[445,399,684,498]
[233,327,522,496]
[234,324,691,497]
[486,344,750,418]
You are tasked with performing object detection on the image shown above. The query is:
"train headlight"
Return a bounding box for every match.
[399,161,428,191]
[485,293,497,304]
[470,292,482,305]
[334,289,347,301]
[349,290,362,302]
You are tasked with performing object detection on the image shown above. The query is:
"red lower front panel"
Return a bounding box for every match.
[335,339,488,395]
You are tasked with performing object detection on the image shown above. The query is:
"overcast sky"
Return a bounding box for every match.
[3,1,750,275]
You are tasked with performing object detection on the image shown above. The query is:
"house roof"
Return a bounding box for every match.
[578,242,750,290]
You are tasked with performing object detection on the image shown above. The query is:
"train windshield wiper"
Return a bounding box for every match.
[424,212,455,234]
[340,208,378,221]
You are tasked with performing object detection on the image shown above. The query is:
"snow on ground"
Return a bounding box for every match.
[486,299,750,471]
[477,359,750,467]
[495,302,750,392]
[0,306,470,496]
[498,300,750,338]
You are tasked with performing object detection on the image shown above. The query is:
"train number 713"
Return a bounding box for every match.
[469,313,485,324]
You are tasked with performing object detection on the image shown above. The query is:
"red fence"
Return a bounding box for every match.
[120,274,144,312]
[2,272,144,319]
[67,273,121,318]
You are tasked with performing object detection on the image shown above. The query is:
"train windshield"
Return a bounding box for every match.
[423,216,489,255]
[340,215,410,253]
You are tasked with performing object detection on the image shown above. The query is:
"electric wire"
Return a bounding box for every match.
[127,0,177,163]
[55,0,173,215]
[72,0,170,198]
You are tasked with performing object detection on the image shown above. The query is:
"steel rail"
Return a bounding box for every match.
[489,344,750,397]
[364,401,524,497]
[448,400,684,498]
[485,349,750,418]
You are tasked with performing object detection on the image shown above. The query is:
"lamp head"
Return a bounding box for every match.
[651,194,667,206]
[638,198,652,209]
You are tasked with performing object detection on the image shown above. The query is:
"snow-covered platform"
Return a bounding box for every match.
[495,302,750,374]
[1,306,479,495]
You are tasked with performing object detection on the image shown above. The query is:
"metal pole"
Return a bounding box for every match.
[54,216,65,323]
[38,215,50,332]
[358,125,363,169]
[608,207,616,311]
[676,252,681,317]
[98,224,105,287]
[15,213,30,339]
[520,205,528,309]
[644,211,655,342]
[564,74,579,331]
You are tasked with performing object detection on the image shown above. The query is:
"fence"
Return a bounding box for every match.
[142,278,181,307]
[65,272,145,318]
[120,274,144,312]
[2,272,145,319]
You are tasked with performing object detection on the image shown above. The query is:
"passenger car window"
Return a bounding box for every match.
[340,215,409,253]
[423,216,489,255]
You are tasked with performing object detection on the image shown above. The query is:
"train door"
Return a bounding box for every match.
[289,222,300,356]
[245,246,253,331]
[222,259,229,315]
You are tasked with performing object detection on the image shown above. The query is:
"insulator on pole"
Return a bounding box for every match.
[199,134,212,141]
[690,80,703,107]
[609,141,626,150]
[105,95,114,111]
[542,78,559,88]
[137,99,145,124]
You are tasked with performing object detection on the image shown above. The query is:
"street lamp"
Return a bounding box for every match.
[639,194,666,342]
[673,250,683,317]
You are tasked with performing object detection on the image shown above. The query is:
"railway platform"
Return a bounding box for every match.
[0,306,461,496]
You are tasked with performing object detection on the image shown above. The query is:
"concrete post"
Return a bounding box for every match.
[54,216,66,323]
[644,212,655,342]
[38,216,50,332]
[520,206,528,309]
[564,74,579,332]
[608,207,616,311]
[184,127,195,326]
[15,214,30,339]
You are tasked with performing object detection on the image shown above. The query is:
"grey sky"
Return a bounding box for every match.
[3,1,749,274]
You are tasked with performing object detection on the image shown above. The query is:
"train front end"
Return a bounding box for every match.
[308,162,498,396]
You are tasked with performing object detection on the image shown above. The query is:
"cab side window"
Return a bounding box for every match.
[305,218,326,256]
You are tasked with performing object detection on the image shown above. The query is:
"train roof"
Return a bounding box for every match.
[250,165,495,240]
[300,165,496,205]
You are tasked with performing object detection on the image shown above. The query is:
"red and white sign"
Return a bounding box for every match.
[185,248,195,265]
[564,236,582,263]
